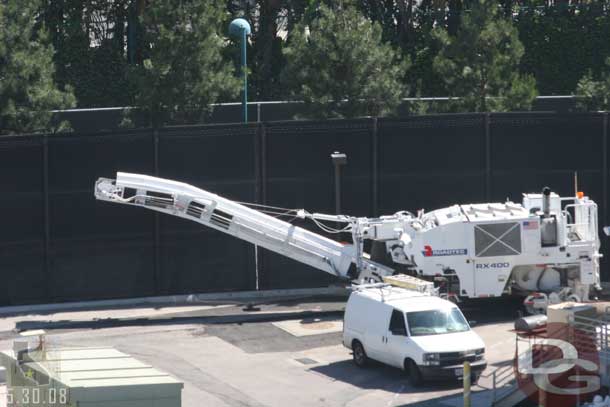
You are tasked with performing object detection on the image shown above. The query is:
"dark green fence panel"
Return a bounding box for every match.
[47,130,156,302]
[489,113,604,201]
[156,124,258,294]
[377,115,487,215]
[0,136,46,305]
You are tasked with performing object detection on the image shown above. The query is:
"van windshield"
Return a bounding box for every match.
[406,308,469,336]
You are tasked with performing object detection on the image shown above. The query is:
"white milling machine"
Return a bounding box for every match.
[95,173,602,313]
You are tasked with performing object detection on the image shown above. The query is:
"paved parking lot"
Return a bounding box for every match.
[0,296,522,407]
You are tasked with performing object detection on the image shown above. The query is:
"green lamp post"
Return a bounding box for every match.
[229,18,251,123]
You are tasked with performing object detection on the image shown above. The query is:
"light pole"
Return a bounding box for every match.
[331,151,348,216]
[229,18,251,123]
[331,152,347,242]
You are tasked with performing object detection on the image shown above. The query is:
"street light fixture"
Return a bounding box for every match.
[229,18,251,123]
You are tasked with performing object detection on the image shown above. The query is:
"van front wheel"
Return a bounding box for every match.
[352,340,368,367]
[405,359,423,387]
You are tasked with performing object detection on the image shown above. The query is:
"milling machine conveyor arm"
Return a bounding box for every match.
[94,172,394,282]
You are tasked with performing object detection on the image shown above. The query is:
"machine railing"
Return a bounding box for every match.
[564,201,598,243]
[474,334,520,405]
[486,362,517,403]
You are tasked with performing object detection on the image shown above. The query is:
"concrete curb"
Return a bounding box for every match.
[0,287,349,317]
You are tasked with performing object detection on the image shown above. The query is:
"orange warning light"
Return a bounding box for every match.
[577,191,584,199]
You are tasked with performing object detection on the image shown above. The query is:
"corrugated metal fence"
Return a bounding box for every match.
[1,113,608,305]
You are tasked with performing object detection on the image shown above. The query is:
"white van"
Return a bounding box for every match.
[343,286,486,386]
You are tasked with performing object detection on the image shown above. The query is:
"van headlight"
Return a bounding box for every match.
[474,348,485,360]
[423,353,440,366]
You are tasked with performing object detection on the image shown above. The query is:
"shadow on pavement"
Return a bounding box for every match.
[311,359,463,393]
[459,296,523,326]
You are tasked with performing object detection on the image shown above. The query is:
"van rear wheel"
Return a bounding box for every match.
[352,340,368,367]
[405,359,423,387]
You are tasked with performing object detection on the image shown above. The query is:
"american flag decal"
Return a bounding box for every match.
[523,220,539,230]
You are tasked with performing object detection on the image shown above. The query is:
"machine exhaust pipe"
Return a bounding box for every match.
[542,187,551,218]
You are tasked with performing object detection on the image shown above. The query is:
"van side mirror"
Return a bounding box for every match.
[391,328,407,336]
[469,320,477,327]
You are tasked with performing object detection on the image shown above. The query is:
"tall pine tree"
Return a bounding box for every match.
[129,0,240,127]
[282,2,408,118]
[433,0,537,112]
[575,58,610,112]
[0,0,75,134]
